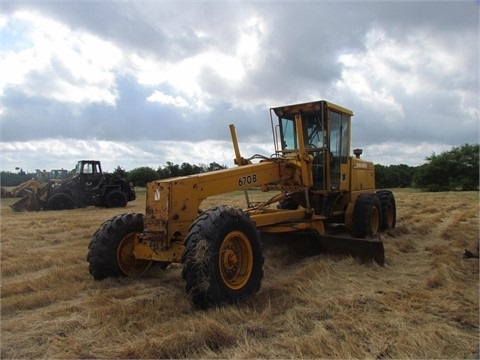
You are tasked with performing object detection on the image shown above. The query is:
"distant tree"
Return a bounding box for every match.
[180,162,195,176]
[192,164,205,174]
[375,164,415,188]
[128,161,228,186]
[207,162,227,172]
[157,161,224,179]
[157,166,169,179]
[165,161,181,177]
[413,143,479,191]
[113,165,127,178]
[0,171,35,186]
[127,166,159,187]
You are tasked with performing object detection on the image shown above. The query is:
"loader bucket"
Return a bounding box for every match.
[317,234,385,266]
[10,191,42,212]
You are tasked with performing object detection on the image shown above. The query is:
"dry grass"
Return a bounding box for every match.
[1,189,478,359]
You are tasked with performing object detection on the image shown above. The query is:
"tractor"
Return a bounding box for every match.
[87,100,396,309]
[11,160,136,211]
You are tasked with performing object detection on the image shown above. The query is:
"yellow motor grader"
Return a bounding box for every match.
[88,100,396,309]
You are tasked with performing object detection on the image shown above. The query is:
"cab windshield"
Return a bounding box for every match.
[279,112,326,151]
[276,108,350,190]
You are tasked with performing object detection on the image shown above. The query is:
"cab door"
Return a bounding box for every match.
[328,110,350,190]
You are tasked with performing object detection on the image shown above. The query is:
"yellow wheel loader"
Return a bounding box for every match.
[1,169,69,199]
[87,100,396,309]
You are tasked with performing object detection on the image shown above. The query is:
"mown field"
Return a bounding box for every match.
[1,189,478,359]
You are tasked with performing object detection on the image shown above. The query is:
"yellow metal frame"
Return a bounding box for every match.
[134,100,375,263]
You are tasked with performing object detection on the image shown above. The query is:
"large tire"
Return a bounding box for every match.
[352,193,381,238]
[182,205,264,309]
[46,193,75,210]
[104,190,128,208]
[377,190,396,231]
[87,213,152,279]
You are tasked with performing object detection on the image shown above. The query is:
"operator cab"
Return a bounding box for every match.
[75,160,103,189]
[75,160,102,175]
[271,100,352,191]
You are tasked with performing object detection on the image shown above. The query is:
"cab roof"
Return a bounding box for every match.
[271,100,353,117]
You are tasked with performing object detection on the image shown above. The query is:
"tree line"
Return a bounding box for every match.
[374,144,478,190]
[115,161,227,187]
[1,144,478,191]
[0,161,228,188]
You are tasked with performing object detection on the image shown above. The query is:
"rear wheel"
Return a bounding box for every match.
[46,193,75,210]
[104,190,128,208]
[87,213,152,279]
[377,190,396,231]
[352,193,381,238]
[182,206,264,309]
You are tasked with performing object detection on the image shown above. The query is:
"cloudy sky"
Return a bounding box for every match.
[1,1,478,173]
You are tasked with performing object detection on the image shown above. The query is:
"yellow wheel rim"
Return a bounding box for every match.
[219,230,253,291]
[116,232,152,276]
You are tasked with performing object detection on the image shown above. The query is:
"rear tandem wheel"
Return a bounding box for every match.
[352,193,382,238]
[377,190,397,231]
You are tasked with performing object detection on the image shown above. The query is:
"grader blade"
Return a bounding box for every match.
[318,234,385,266]
[10,191,41,212]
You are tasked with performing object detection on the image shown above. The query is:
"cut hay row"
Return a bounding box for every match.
[1,189,478,358]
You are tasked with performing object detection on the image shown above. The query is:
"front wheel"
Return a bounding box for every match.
[182,206,264,309]
[104,190,128,208]
[87,213,152,279]
[46,193,75,210]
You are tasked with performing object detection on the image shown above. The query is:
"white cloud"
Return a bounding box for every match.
[236,16,265,69]
[127,15,267,111]
[0,139,147,172]
[0,2,477,173]
[129,50,245,110]
[2,9,268,114]
[0,137,276,173]
[129,53,210,110]
[147,91,189,107]
[0,11,122,105]
[336,30,406,118]
[335,27,478,130]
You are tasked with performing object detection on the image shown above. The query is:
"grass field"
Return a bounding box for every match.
[1,189,478,359]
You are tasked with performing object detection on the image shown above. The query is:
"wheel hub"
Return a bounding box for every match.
[117,232,152,276]
[219,231,253,290]
[223,248,238,269]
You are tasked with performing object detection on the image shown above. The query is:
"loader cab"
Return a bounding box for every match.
[271,100,352,191]
[75,160,103,189]
[76,160,102,176]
